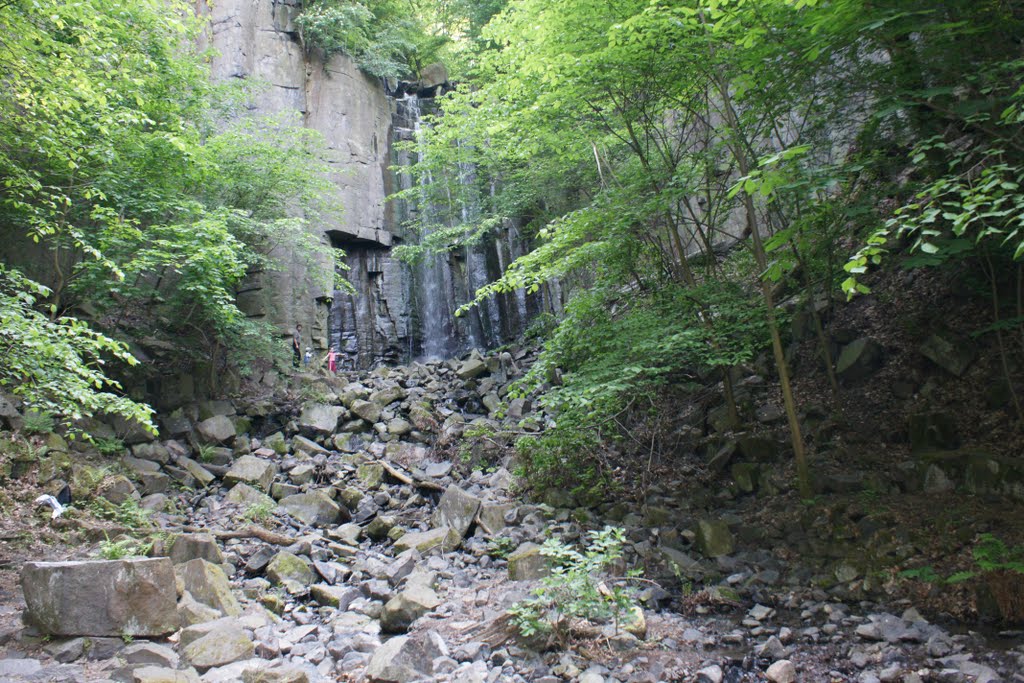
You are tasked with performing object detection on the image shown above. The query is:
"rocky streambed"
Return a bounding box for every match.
[1,351,1023,682]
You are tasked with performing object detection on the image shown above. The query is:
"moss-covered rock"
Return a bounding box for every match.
[695,519,735,558]
[393,527,462,554]
[507,542,549,581]
[266,551,314,587]
[357,462,385,489]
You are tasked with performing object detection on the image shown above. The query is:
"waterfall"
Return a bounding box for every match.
[326,89,542,368]
[405,94,455,360]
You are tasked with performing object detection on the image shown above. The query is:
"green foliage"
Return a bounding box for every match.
[242,501,276,524]
[94,437,126,457]
[513,281,768,493]
[0,0,349,421]
[22,411,56,436]
[486,536,517,559]
[89,498,154,529]
[901,534,1024,586]
[97,535,153,560]
[196,443,217,464]
[0,267,154,430]
[296,0,445,79]
[509,526,638,647]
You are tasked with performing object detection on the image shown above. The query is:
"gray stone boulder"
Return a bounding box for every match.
[224,455,277,491]
[476,502,514,534]
[21,558,177,636]
[97,474,140,505]
[351,399,382,424]
[166,533,223,565]
[919,332,975,377]
[196,415,236,444]
[507,543,549,581]
[178,457,215,488]
[266,551,315,587]
[298,403,345,435]
[836,337,883,382]
[456,357,488,380]
[419,62,448,89]
[132,442,171,464]
[133,666,201,683]
[292,434,330,456]
[381,584,442,633]
[178,591,222,627]
[695,519,735,558]
[289,463,316,485]
[181,621,253,671]
[263,432,288,454]
[370,384,407,406]
[121,641,180,669]
[365,631,447,683]
[225,483,276,509]
[123,455,161,476]
[367,515,398,541]
[387,418,412,436]
[239,661,314,683]
[393,527,462,554]
[433,485,481,538]
[357,461,385,489]
[278,490,345,526]
[177,559,241,616]
[310,584,361,610]
[197,399,235,420]
[408,402,437,432]
[766,660,796,683]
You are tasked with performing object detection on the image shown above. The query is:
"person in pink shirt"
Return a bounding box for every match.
[327,347,338,374]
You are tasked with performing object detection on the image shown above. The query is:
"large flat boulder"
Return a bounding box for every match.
[225,483,276,509]
[166,533,224,565]
[266,551,315,587]
[456,357,488,380]
[507,543,549,581]
[21,558,177,636]
[370,384,407,406]
[393,527,462,554]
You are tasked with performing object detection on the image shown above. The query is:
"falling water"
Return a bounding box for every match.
[328,90,544,367]
[403,94,453,360]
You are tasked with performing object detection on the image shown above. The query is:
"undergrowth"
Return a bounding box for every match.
[512,279,769,497]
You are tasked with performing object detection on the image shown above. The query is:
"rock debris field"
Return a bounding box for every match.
[1,350,1023,683]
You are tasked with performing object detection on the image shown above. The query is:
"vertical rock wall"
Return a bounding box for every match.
[197,0,400,358]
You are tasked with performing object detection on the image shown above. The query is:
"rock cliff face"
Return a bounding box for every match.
[196,0,397,363]
[198,0,540,369]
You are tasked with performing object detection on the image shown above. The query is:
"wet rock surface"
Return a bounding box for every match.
[3,352,1024,682]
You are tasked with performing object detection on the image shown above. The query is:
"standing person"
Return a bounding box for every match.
[292,324,302,368]
[327,346,338,374]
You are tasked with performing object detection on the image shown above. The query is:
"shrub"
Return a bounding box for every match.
[508,526,639,648]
